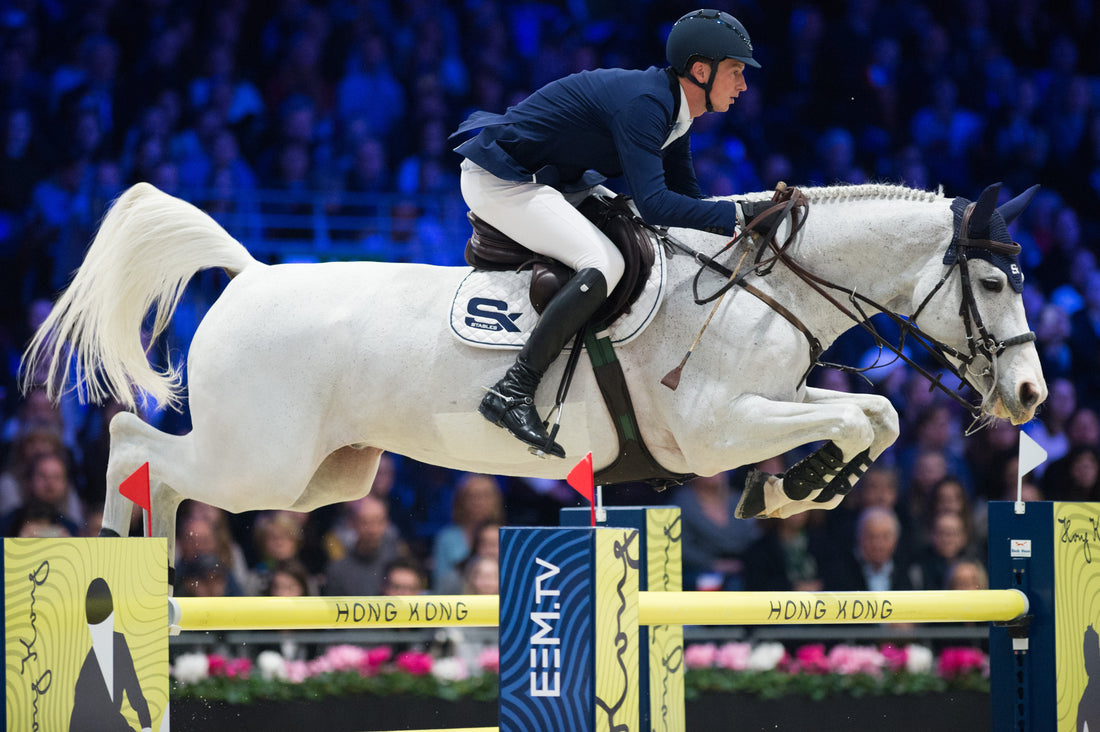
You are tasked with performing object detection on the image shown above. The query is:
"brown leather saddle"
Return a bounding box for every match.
[463,194,658,327]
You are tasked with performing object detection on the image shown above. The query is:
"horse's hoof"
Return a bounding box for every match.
[735,470,769,519]
[98,528,121,538]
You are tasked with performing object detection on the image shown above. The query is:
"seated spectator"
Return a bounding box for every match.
[322,453,408,561]
[671,471,760,591]
[0,426,68,516]
[461,554,499,596]
[249,510,315,594]
[1041,408,1100,492]
[922,476,975,548]
[743,511,825,592]
[5,501,74,538]
[16,452,83,534]
[175,502,249,596]
[898,403,975,498]
[856,465,919,558]
[431,473,504,592]
[263,556,315,662]
[916,512,976,590]
[382,557,428,596]
[323,494,409,596]
[176,553,235,597]
[1024,377,1076,477]
[822,506,915,592]
[945,558,989,591]
[264,557,313,597]
[436,519,501,595]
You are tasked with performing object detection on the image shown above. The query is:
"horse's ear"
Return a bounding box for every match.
[967,182,1002,236]
[996,184,1040,227]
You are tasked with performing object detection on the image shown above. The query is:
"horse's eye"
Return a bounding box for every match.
[981,277,1004,293]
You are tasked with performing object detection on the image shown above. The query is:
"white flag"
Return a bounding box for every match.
[1019,430,1048,478]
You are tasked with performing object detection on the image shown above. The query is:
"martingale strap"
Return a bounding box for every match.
[582,328,695,490]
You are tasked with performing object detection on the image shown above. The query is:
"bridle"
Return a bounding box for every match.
[659,188,1036,420]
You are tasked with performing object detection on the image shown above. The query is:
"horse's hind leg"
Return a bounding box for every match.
[102,411,188,580]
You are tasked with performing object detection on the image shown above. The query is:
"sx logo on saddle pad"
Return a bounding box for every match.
[465,297,524,333]
[450,253,667,350]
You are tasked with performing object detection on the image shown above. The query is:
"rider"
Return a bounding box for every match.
[452,9,760,458]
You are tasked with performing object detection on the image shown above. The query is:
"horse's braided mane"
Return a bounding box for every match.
[735,183,946,204]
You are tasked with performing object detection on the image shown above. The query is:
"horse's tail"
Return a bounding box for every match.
[20,182,260,412]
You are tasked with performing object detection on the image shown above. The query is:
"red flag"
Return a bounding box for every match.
[567,452,594,502]
[120,463,151,537]
[567,452,596,527]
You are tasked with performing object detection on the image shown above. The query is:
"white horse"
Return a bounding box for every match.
[21,182,1046,564]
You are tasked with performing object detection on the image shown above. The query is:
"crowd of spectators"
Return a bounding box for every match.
[0,0,1099,608]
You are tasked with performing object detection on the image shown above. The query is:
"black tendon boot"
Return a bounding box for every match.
[480,268,608,457]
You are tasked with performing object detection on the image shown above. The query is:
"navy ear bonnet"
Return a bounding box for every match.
[945,193,1025,294]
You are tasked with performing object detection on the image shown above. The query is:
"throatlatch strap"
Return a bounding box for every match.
[584,328,695,490]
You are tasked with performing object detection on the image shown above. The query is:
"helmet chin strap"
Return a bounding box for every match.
[684,59,719,113]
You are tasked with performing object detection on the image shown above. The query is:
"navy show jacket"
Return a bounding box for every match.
[453,66,740,237]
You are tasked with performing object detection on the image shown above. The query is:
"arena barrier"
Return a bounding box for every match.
[4,502,1091,732]
[169,502,1096,732]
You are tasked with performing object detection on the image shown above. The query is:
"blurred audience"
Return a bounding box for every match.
[430,473,504,592]
[743,511,826,593]
[822,506,917,592]
[672,471,760,591]
[3,2,1100,609]
[323,494,409,596]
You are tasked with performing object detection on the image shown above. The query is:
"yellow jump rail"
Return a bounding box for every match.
[171,589,1028,632]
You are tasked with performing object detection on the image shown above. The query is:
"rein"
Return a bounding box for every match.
[659,189,1035,420]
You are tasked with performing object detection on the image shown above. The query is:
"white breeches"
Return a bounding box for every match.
[459,160,625,291]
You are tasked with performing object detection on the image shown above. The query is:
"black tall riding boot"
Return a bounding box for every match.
[480,267,608,457]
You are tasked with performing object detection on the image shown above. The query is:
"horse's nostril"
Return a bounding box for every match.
[1019,381,1041,409]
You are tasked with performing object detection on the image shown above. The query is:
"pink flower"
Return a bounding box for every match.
[366,646,393,668]
[714,642,752,671]
[477,647,500,674]
[794,644,830,674]
[307,655,335,676]
[285,660,310,684]
[937,647,988,677]
[226,657,252,679]
[207,653,228,677]
[826,644,885,676]
[322,644,368,672]
[357,646,394,676]
[684,643,718,670]
[880,644,907,673]
[396,651,433,676]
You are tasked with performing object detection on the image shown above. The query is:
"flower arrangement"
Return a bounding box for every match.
[170,642,988,705]
[172,645,500,704]
[682,642,988,701]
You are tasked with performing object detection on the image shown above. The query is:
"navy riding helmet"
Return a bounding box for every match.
[666,9,760,74]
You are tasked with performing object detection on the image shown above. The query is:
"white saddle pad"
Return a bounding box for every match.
[450,244,668,350]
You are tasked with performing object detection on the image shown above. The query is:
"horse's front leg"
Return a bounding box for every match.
[778,387,902,511]
[717,392,892,520]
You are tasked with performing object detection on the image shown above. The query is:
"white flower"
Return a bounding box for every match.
[746,642,786,671]
[257,650,288,681]
[172,653,210,684]
[431,656,469,682]
[905,644,934,674]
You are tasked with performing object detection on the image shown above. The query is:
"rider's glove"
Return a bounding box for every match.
[738,199,785,235]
